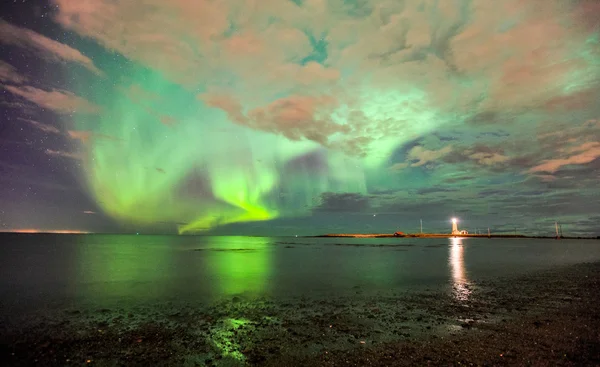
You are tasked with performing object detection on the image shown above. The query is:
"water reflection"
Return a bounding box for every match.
[449,237,471,301]
[73,235,177,304]
[202,236,272,298]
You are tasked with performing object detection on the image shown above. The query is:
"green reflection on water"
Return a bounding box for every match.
[199,237,274,363]
[202,236,273,298]
[72,235,176,302]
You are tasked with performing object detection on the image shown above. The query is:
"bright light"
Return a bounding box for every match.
[452,218,457,223]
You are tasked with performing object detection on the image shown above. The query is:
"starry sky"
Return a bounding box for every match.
[0,0,599,236]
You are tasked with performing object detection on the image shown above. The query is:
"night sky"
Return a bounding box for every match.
[0,0,599,236]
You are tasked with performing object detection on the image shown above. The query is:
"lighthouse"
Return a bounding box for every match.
[452,218,459,235]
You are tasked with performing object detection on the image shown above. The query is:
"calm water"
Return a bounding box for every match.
[1,234,600,314]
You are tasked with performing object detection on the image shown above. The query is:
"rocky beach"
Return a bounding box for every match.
[2,261,599,366]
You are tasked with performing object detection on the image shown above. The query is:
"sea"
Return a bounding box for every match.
[1,234,600,316]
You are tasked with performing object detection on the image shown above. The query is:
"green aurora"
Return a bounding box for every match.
[1,0,600,235]
[76,68,444,234]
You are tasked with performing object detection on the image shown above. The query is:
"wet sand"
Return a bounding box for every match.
[2,262,599,366]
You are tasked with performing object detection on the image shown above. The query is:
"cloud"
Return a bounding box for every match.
[416,187,459,196]
[529,142,600,174]
[526,118,600,173]
[201,93,348,146]
[314,192,370,212]
[437,143,515,170]
[0,19,101,75]
[389,162,409,171]
[67,130,120,143]
[0,60,27,83]
[0,0,587,235]
[67,130,92,143]
[159,116,177,127]
[409,145,454,167]
[45,149,82,160]
[46,0,600,158]
[391,144,460,170]
[468,152,509,166]
[3,85,101,114]
[18,117,61,134]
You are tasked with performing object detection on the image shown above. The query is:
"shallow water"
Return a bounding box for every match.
[1,234,599,314]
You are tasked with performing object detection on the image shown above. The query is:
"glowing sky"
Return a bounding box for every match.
[1,0,599,236]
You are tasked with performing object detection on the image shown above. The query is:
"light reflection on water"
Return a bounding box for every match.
[449,237,471,301]
[200,236,272,298]
[71,235,274,304]
[2,234,600,313]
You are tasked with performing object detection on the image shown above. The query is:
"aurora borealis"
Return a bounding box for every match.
[1,0,599,235]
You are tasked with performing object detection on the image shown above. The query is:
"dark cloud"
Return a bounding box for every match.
[314,192,371,213]
[477,131,510,139]
[443,176,475,184]
[283,150,328,175]
[175,170,213,200]
[477,189,510,197]
[415,187,459,195]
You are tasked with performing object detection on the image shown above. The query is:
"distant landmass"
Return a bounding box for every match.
[313,233,600,240]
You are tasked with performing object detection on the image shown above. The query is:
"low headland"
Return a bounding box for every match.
[313,233,599,239]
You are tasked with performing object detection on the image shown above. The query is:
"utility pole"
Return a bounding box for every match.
[488,227,490,238]
[420,219,423,234]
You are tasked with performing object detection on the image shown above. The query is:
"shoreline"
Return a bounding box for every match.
[2,262,599,366]
[312,233,600,239]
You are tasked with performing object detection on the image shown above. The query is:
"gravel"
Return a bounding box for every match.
[2,262,599,366]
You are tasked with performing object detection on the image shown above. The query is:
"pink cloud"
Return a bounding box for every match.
[528,142,600,173]
[0,19,101,75]
[0,60,27,84]
[45,149,83,160]
[530,119,600,174]
[536,119,600,151]
[4,85,101,115]
[18,118,61,134]
[389,162,409,171]
[247,95,346,145]
[392,145,454,170]
[67,130,93,143]
[68,130,121,143]
[159,116,177,127]
[469,152,509,166]
[408,146,454,167]
[48,0,600,156]
[51,0,229,87]
[201,93,348,146]
[200,93,247,125]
